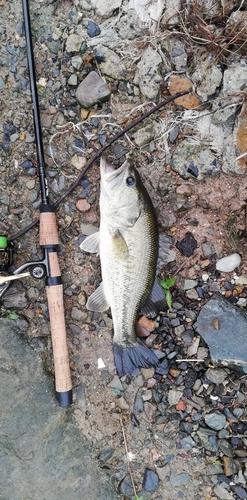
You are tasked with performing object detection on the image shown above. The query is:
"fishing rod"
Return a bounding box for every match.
[0,0,72,407]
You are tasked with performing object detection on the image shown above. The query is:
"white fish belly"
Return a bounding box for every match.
[100,213,156,345]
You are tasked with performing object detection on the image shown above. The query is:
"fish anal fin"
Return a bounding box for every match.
[141,279,167,317]
[86,282,109,312]
[80,232,100,254]
[113,339,158,377]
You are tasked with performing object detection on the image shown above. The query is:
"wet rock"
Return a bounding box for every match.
[3,291,28,310]
[143,469,159,492]
[134,47,162,101]
[205,412,226,431]
[97,46,126,80]
[119,474,134,497]
[195,294,247,372]
[176,233,197,257]
[76,71,111,108]
[216,253,241,272]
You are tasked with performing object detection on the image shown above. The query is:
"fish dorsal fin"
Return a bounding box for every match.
[112,230,128,260]
[86,282,109,312]
[141,279,167,317]
[80,232,100,254]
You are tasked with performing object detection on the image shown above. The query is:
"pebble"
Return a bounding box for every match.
[87,21,100,37]
[119,474,134,497]
[205,368,227,384]
[216,253,241,272]
[205,412,226,431]
[76,71,111,108]
[98,447,115,462]
[108,375,124,392]
[134,389,144,413]
[168,389,183,406]
[170,472,191,487]
[176,233,197,257]
[143,469,159,492]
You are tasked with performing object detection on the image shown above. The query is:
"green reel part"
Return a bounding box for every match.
[0,235,8,249]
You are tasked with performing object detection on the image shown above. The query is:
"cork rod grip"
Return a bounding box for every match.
[40,211,59,246]
[46,284,72,394]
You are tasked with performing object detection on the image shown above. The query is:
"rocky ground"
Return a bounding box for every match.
[2,0,247,499]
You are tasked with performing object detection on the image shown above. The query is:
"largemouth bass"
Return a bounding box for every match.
[80,156,166,376]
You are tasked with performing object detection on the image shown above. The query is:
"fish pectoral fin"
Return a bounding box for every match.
[86,282,109,312]
[112,231,128,260]
[141,279,167,317]
[80,232,100,254]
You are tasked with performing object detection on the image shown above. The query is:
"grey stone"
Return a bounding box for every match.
[99,447,115,462]
[108,375,124,391]
[71,55,82,70]
[66,34,83,53]
[68,74,78,86]
[214,484,234,500]
[205,368,227,384]
[190,53,222,101]
[169,38,187,71]
[202,242,215,258]
[91,0,122,17]
[134,47,162,101]
[223,58,247,96]
[3,290,28,309]
[0,319,118,500]
[195,294,247,372]
[168,389,183,406]
[97,46,126,80]
[171,141,221,180]
[180,436,196,451]
[218,439,234,457]
[76,71,111,108]
[170,471,191,487]
[204,412,226,431]
[134,388,144,413]
[206,463,224,475]
[182,279,198,290]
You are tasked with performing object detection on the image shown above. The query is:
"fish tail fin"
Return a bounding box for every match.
[113,339,158,377]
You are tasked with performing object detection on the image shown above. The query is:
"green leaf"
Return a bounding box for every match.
[8,311,19,320]
[166,290,172,310]
[160,277,176,290]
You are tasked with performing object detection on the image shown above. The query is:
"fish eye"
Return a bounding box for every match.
[126,176,136,187]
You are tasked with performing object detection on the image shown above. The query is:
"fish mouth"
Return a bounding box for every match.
[100,156,129,189]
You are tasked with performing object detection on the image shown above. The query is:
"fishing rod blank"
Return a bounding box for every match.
[22,0,72,406]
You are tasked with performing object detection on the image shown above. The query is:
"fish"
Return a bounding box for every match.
[80,156,168,377]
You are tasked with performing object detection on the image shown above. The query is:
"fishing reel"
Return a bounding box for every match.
[0,234,47,297]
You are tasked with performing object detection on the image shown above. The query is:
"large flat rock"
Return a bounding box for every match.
[195,294,247,373]
[0,318,119,500]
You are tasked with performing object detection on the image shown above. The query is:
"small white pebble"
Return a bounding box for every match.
[216,253,241,272]
[202,273,209,282]
[98,358,105,369]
